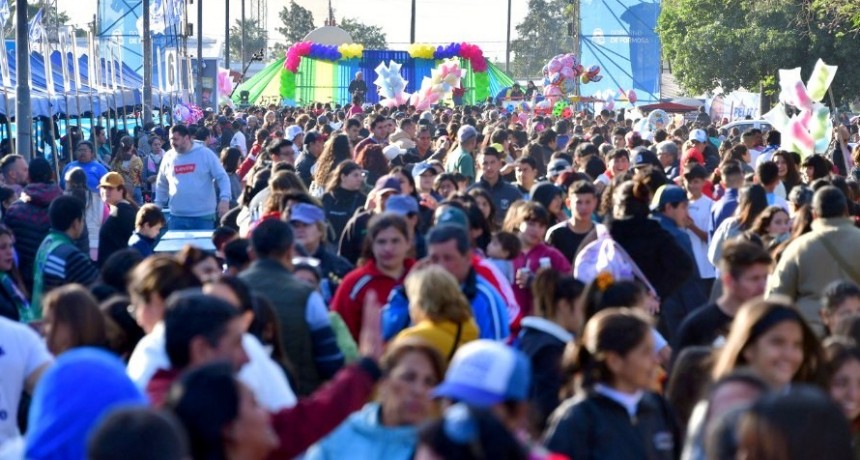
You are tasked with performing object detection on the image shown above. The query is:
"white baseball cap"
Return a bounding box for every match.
[689,129,707,143]
[433,340,531,407]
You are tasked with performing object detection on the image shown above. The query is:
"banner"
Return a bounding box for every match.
[579,0,662,102]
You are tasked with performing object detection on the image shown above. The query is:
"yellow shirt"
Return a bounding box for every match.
[395,319,479,363]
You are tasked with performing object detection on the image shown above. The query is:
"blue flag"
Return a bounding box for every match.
[28,7,45,43]
[0,0,10,29]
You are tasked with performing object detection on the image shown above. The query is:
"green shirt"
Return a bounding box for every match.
[445,148,475,184]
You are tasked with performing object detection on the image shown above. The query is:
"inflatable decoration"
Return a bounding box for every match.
[767,59,838,157]
[374,60,411,108]
[541,53,601,105]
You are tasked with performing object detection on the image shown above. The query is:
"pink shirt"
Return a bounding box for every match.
[512,243,571,316]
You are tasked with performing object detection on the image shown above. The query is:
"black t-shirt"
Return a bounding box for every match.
[674,302,733,351]
[98,201,137,265]
[546,221,593,263]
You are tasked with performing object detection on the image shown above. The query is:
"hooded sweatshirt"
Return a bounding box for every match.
[25,347,146,460]
[154,143,231,217]
[3,182,64,290]
[305,402,418,460]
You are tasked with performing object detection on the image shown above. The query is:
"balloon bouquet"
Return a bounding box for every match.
[409,59,465,111]
[217,68,235,108]
[374,61,410,108]
[762,59,837,158]
[535,54,602,116]
[173,102,204,125]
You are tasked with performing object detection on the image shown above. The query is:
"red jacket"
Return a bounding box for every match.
[331,258,415,340]
[268,358,381,459]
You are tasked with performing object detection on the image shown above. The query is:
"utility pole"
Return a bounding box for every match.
[16,0,32,161]
[241,0,246,63]
[142,0,153,123]
[225,0,230,69]
[505,0,511,73]
[197,0,203,106]
[410,0,416,43]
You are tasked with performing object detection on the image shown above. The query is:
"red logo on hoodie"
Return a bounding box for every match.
[174,164,196,175]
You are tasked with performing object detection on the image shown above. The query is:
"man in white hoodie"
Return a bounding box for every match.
[155,125,232,230]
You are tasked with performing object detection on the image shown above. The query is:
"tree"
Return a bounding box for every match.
[227,19,267,64]
[810,0,860,35]
[339,17,387,49]
[510,0,573,78]
[657,0,860,100]
[276,0,315,45]
[4,1,72,39]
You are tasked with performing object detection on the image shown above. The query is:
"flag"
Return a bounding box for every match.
[0,0,10,29]
[28,8,45,43]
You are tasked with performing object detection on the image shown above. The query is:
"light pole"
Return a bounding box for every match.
[410,0,416,43]
[143,0,153,123]
[15,0,31,160]
[241,0,246,64]
[225,0,230,69]
[505,0,512,74]
[196,0,203,107]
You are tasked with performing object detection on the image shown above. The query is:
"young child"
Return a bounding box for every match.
[821,280,860,335]
[128,204,165,257]
[486,230,521,284]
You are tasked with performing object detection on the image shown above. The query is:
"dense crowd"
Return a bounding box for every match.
[1,99,860,460]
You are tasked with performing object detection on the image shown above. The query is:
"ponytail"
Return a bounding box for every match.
[532,268,585,321]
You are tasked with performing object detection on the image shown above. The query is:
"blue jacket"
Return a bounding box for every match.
[304,403,417,460]
[382,269,510,341]
[710,188,739,235]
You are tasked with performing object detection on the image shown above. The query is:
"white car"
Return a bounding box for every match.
[721,120,773,135]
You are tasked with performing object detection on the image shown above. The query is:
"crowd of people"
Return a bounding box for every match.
[1,97,860,460]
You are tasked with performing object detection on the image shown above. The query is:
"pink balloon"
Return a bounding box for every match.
[549,73,562,85]
[560,67,575,80]
[543,85,563,97]
[560,55,574,70]
[627,90,638,103]
[547,58,562,74]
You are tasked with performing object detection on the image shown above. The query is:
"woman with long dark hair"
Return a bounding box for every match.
[321,161,367,243]
[545,308,680,459]
[708,184,769,265]
[0,224,29,321]
[773,150,802,195]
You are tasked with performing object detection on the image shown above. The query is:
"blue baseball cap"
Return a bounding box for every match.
[372,175,403,195]
[385,195,419,216]
[412,161,436,178]
[289,203,325,224]
[650,184,688,211]
[433,340,531,407]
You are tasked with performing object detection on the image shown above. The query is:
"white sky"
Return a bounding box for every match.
[60,0,532,63]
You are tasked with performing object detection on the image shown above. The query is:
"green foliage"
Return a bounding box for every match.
[276,0,315,45]
[510,0,574,78]
[811,0,860,35]
[3,1,72,38]
[339,17,387,49]
[227,19,268,64]
[658,0,860,101]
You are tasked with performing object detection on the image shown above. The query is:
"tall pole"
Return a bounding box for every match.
[196,0,203,106]
[505,0,511,73]
[224,0,230,70]
[16,0,32,161]
[410,0,416,43]
[241,0,246,64]
[143,0,153,123]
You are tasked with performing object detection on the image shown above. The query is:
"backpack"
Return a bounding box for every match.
[573,224,658,297]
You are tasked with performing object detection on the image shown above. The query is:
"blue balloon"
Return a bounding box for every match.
[434,45,444,59]
[452,43,461,55]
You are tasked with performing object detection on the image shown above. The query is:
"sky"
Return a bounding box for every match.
[59,0,532,63]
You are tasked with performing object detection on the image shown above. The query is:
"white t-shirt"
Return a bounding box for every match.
[127,322,297,410]
[231,131,248,157]
[686,194,716,279]
[0,317,52,444]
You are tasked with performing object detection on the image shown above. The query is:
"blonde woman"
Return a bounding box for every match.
[393,265,479,362]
